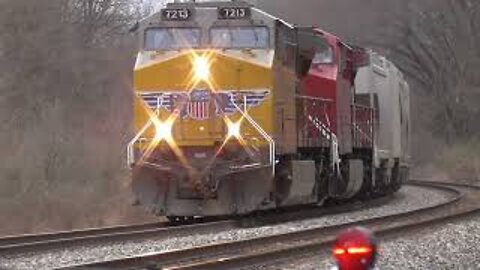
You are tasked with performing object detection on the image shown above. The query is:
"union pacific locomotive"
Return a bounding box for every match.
[128,0,410,222]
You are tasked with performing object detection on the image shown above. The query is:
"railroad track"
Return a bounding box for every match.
[0,189,395,256]
[0,219,237,255]
[54,180,479,270]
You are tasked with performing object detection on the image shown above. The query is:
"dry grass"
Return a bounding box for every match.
[0,171,156,236]
[413,141,480,184]
[434,142,480,183]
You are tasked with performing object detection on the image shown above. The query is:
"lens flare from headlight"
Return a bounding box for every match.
[193,55,210,82]
[226,119,242,139]
[153,118,174,142]
[228,121,241,139]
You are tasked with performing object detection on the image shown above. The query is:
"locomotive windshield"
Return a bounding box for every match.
[144,27,201,50]
[312,45,334,64]
[210,26,269,49]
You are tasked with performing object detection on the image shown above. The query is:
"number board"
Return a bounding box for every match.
[161,8,193,21]
[218,7,251,20]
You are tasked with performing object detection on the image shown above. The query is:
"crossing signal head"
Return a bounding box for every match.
[333,227,377,270]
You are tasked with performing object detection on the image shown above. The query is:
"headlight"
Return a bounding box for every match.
[226,120,242,139]
[193,55,210,81]
[153,118,174,142]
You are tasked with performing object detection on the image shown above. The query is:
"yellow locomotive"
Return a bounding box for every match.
[130,1,279,221]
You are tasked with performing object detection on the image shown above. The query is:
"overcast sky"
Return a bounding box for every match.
[145,0,169,12]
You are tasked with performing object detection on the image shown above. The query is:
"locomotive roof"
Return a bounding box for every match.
[167,0,253,8]
[138,0,277,30]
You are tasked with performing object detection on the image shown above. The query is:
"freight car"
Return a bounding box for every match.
[127,0,410,222]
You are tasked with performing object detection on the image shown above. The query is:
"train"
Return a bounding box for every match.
[127,0,410,223]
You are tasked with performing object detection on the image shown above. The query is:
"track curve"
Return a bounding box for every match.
[0,220,236,255]
[0,190,396,256]
[56,180,477,270]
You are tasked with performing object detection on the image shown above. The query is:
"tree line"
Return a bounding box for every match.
[0,0,152,235]
[387,0,480,144]
[0,0,478,234]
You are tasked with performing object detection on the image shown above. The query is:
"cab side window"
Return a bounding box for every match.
[312,46,334,65]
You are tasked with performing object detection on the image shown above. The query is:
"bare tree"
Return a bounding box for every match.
[385,0,480,143]
[62,0,148,45]
[0,0,148,235]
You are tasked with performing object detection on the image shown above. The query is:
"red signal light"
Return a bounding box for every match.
[347,246,372,255]
[332,227,377,270]
[333,246,372,256]
[333,247,346,255]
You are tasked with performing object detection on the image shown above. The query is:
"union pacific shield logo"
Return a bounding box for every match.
[139,89,270,119]
[187,89,210,120]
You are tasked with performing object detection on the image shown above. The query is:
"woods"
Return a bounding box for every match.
[0,0,154,235]
[387,0,480,143]
[0,0,478,235]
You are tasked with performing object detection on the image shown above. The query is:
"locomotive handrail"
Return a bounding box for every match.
[351,104,375,148]
[296,95,334,103]
[297,95,333,148]
[127,118,154,167]
[127,93,169,167]
[232,96,276,176]
[352,124,373,143]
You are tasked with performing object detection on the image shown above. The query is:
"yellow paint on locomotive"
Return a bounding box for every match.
[133,50,274,147]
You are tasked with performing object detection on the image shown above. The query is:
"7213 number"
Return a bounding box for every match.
[218,7,250,20]
[162,8,192,21]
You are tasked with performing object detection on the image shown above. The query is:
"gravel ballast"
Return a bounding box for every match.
[277,214,480,270]
[0,186,454,270]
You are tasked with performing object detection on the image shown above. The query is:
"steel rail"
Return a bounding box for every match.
[0,220,237,255]
[60,181,470,270]
[0,193,395,255]
[0,222,166,247]
[0,186,403,255]
[408,179,480,190]
[162,181,480,270]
